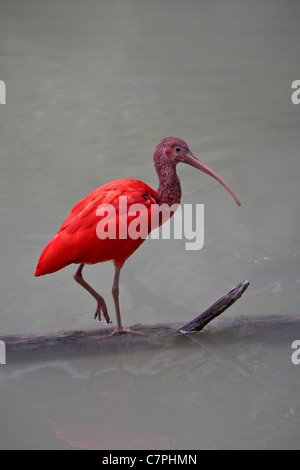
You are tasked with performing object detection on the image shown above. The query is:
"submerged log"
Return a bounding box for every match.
[1,281,249,360]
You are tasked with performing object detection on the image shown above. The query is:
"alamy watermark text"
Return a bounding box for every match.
[95,198,204,251]
[0,341,6,365]
[291,340,300,365]
[0,80,6,104]
[291,80,300,105]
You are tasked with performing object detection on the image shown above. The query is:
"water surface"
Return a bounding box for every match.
[0,0,299,450]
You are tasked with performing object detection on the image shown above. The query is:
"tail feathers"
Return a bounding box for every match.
[34,235,77,276]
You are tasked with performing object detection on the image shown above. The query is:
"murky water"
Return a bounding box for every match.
[0,0,300,450]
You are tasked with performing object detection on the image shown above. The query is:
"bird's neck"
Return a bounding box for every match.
[156,162,182,206]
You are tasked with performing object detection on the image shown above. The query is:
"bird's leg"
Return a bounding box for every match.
[110,266,145,336]
[73,263,111,324]
[112,266,122,331]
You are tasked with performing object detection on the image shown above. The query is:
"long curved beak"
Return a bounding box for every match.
[182,151,241,206]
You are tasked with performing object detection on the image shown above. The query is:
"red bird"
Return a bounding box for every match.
[35,137,241,334]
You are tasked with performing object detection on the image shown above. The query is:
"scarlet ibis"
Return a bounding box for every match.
[35,137,241,334]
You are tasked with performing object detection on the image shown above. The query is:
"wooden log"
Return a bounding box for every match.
[0,280,249,360]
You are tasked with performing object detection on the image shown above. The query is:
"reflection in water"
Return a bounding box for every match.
[48,419,171,451]
[1,317,299,449]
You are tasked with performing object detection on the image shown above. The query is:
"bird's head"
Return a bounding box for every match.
[154,137,241,206]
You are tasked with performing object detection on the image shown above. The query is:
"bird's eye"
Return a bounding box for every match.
[175,147,181,152]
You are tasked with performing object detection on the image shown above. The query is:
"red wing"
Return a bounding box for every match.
[35,179,158,276]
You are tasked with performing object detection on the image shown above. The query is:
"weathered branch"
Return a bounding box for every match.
[179,280,250,333]
[0,280,250,359]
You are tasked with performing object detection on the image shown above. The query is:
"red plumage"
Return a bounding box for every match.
[35,179,158,276]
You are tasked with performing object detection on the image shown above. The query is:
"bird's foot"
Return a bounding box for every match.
[94,302,111,325]
[109,324,146,336]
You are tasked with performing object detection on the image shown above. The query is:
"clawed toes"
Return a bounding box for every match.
[94,307,111,325]
[109,325,145,336]
[94,311,102,322]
